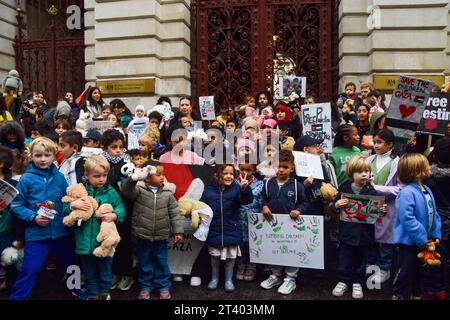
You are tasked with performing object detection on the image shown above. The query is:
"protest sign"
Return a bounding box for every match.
[386,76,433,138]
[340,193,385,224]
[199,96,216,120]
[0,179,19,210]
[301,103,333,153]
[127,121,148,150]
[292,151,324,180]
[248,213,324,269]
[417,92,450,136]
[168,219,205,275]
[85,120,113,134]
[279,76,307,98]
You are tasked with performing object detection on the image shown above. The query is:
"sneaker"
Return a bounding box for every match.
[99,292,111,300]
[111,275,120,290]
[118,276,134,291]
[159,290,171,300]
[172,275,183,282]
[378,269,390,284]
[190,276,202,287]
[260,275,282,289]
[352,283,363,299]
[235,267,245,280]
[243,268,256,281]
[391,294,404,300]
[71,288,89,300]
[332,282,348,297]
[138,290,150,300]
[277,278,296,295]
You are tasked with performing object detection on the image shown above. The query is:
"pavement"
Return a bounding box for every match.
[0,263,396,301]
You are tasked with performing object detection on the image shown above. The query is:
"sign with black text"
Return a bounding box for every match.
[301,103,332,153]
[417,92,450,136]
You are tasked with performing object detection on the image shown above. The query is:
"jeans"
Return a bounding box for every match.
[378,243,394,270]
[79,254,112,295]
[392,245,424,297]
[270,265,299,279]
[9,236,73,300]
[337,243,370,285]
[136,239,171,292]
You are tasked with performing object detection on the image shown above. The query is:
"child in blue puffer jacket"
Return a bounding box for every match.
[201,164,253,293]
[9,137,76,300]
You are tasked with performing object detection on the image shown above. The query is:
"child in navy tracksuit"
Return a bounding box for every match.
[201,164,253,293]
[260,150,307,295]
[392,153,441,300]
[331,155,386,300]
[8,137,74,300]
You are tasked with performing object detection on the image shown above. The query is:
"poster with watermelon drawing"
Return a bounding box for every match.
[385,76,434,139]
[417,92,450,136]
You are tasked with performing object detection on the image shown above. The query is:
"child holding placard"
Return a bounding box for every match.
[331,155,387,299]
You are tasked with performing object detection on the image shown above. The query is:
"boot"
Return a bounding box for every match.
[224,259,235,293]
[207,256,220,290]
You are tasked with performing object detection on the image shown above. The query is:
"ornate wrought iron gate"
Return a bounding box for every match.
[192,0,337,108]
[14,0,85,106]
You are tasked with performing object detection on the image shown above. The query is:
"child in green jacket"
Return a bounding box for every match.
[66,155,125,300]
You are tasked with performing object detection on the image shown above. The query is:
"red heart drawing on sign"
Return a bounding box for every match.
[424,118,438,131]
[399,104,416,119]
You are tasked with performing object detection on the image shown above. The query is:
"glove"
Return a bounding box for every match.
[131,168,149,181]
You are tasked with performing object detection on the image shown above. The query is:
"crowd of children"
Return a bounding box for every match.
[0,79,449,301]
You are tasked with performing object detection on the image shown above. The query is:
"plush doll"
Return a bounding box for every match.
[280,136,295,151]
[417,239,441,266]
[93,204,121,258]
[178,197,211,229]
[1,241,24,270]
[320,182,339,218]
[62,184,99,227]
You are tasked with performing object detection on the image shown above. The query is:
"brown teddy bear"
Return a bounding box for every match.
[320,182,338,218]
[93,204,121,258]
[178,197,210,229]
[62,184,99,227]
[417,239,441,266]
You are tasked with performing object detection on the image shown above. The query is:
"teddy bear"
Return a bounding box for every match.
[280,136,295,151]
[320,182,339,218]
[92,204,121,258]
[417,239,441,266]
[178,197,211,229]
[62,183,99,227]
[1,241,24,271]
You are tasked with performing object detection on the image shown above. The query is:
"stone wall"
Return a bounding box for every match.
[0,0,24,88]
[85,0,191,111]
[338,0,449,95]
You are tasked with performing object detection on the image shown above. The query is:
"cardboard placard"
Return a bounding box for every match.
[301,103,333,153]
[292,151,324,180]
[417,92,450,136]
[278,76,307,98]
[340,193,385,224]
[0,179,19,210]
[199,96,216,120]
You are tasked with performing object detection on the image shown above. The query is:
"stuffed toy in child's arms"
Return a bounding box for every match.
[93,204,121,258]
[1,241,24,270]
[62,184,98,227]
[178,197,211,229]
[320,183,338,218]
[417,239,441,266]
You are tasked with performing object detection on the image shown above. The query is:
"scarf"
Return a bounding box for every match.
[101,151,128,164]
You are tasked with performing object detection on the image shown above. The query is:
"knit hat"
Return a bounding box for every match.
[236,138,256,153]
[242,117,259,132]
[260,119,278,129]
[369,111,386,135]
[260,106,273,119]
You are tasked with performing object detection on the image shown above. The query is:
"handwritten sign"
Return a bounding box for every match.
[248,213,324,270]
[279,76,307,98]
[301,103,333,153]
[199,96,216,120]
[127,122,148,150]
[0,179,19,210]
[168,218,205,275]
[417,92,450,136]
[386,76,433,138]
[340,193,385,224]
[85,120,113,134]
[292,151,324,180]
